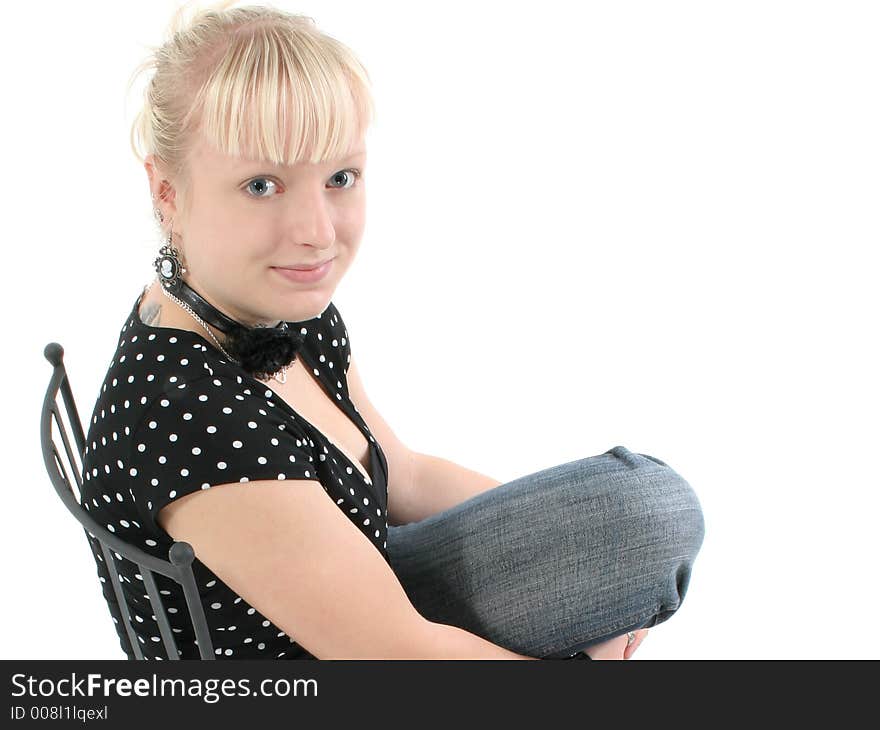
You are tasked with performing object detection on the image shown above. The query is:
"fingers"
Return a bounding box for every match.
[583,633,629,660]
[623,629,649,660]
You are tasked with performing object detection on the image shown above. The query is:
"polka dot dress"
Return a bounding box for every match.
[79,289,389,660]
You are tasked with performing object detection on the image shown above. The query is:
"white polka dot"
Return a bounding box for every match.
[233,440,243,448]
[192,447,201,455]
[217,461,227,470]
[258,456,267,464]
[207,426,217,434]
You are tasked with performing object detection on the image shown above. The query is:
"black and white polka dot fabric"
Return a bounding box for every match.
[79,289,389,660]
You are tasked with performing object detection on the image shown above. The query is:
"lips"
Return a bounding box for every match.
[275,258,334,271]
[271,258,334,284]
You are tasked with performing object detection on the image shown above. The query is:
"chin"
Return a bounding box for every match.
[276,290,334,323]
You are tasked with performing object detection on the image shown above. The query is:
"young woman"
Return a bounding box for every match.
[80,1,704,660]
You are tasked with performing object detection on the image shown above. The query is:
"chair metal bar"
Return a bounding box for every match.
[52,407,83,494]
[99,541,144,660]
[57,363,86,459]
[140,565,180,660]
[169,542,217,660]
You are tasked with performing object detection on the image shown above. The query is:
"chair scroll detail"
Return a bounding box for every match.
[40,341,216,660]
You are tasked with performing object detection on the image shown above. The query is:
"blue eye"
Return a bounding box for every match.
[245,178,277,198]
[328,168,362,189]
[243,169,362,199]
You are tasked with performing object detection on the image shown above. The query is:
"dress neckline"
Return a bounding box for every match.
[127,289,387,510]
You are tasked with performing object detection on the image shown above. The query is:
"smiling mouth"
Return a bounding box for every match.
[273,257,335,271]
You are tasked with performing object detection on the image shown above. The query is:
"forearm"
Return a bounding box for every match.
[403,451,504,523]
[421,621,536,660]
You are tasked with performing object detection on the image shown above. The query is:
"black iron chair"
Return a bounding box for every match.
[40,342,216,659]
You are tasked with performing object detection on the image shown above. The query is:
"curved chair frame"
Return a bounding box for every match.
[40,342,216,660]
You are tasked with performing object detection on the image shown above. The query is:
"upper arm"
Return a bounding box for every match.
[157,478,434,659]
[346,355,420,526]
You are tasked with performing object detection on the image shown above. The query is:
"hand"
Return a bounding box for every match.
[583,629,649,660]
[623,629,648,660]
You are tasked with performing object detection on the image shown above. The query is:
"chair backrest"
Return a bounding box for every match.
[40,341,216,660]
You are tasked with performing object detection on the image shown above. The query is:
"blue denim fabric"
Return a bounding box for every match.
[386,445,705,658]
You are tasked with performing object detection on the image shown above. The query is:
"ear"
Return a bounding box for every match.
[144,154,179,217]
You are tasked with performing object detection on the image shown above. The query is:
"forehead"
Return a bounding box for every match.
[190,134,366,172]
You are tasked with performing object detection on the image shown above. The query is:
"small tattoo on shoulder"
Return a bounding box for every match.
[140,301,162,326]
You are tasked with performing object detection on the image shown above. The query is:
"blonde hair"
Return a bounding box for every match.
[127,0,376,221]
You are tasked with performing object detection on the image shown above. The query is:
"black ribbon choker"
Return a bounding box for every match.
[164,278,306,381]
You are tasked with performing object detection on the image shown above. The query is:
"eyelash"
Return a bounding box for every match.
[243,168,362,199]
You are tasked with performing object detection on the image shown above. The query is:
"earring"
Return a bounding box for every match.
[152,218,188,290]
[151,192,164,224]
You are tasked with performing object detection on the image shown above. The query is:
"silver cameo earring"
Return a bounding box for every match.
[151,193,187,290]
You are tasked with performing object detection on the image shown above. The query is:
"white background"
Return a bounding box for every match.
[2,0,877,659]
